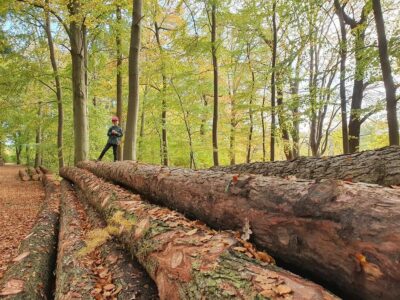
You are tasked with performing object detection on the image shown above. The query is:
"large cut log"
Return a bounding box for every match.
[211,146,400,186]
[78,160,400,300]
[60,166,338,300]
[57,180,158,299]
[18,169,30,181]
[0,176,60,299]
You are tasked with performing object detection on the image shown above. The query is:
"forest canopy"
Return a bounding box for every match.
[0,0,399,170]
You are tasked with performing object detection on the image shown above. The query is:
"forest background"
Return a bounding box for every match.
[0,0,399,170]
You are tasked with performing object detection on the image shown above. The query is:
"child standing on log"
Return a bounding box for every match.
[97,116,123,162]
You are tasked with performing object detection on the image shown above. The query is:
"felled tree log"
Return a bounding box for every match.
[61,166,338,300]
[78,160,400,300]
[211,146,400,186]
[0,177,59,299]
[18,169,30,181]
[57,180,158,300]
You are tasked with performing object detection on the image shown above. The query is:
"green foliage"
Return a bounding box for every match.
[0,0,398,169]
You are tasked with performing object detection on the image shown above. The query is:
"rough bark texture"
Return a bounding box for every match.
[211,3,219,167]
[57,180,158,299]
[61,166,337,300]
[123,0,142,161]
[78,160,400,300]
[0,176,59,299]
[212,146,400,186]
[372,0,399,146]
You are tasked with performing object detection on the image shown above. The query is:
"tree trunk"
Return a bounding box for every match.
[334,0,349,154]
[15,145,21,165]
[123,0,142,161]
[246,44,255,164]
[211,3,219,166]
[270,1,277,161]
[138,85,148,161]
[116,5,123,161]
[372,0,399,146]
[69,1,89,164]
[154,22,169,166]
[61,166,338,300]
[276,76,293,160]
[57,180,158,299]
[0,176,59,299]
[342,5,370,153]
[34,102,42,168]
[78,160,400,300]
[44,3,64,169]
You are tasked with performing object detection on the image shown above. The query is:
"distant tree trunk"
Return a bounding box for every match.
[246,43,255,163]
[334,0,349,154]
[290,56,301,158]
[16,145,22,165]
[138,85,148,161]
[172,81,196,169]
[341,4,370,153]
[277,76,293,160]
[372,0,399,145]
[228,75,237,165]
[35,102,43,168]
[270,1,277,161]
[116,5,123,161]
[68,1,89,164]
[211,3,219,166]
[26,144,30,166]
[261,85,267,162]
[200,94,208,136]
[123,0,142,160]
[44,0,64,169]
[154,22,168,166]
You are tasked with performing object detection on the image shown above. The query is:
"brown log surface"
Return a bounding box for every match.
[79,160,400,300]
[211,146,400,186]
[18,170,30,182]
[61,166,338,300]
[0,176,60,299]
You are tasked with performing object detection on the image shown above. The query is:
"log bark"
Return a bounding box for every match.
[78,160,400,300]
[212,146,400,186]
[18,170,30,181]
[0,177,59,299]
[57,180,158,299]
[61,166,338,300]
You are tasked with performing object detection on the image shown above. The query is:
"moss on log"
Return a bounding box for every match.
[78,160,400,300]
[0,177,60,299]
[61,166,338,300]
[212,146,400,186]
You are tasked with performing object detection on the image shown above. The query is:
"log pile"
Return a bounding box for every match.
[18,167,44,181]
[60,166,338,300]
[211,146,400,186]
[0,171,60,299]
[78,160,400,300]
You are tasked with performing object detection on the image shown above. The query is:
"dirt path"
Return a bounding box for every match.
[0,165,44,279]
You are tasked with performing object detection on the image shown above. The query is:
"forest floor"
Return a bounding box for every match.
[0,165,44,279]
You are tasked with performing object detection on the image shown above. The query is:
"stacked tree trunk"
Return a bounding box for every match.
[61,166,338,300]
[0,172,60,299]
[78,160,400,300]
[211,146,400,186]
[56,180,158,299]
